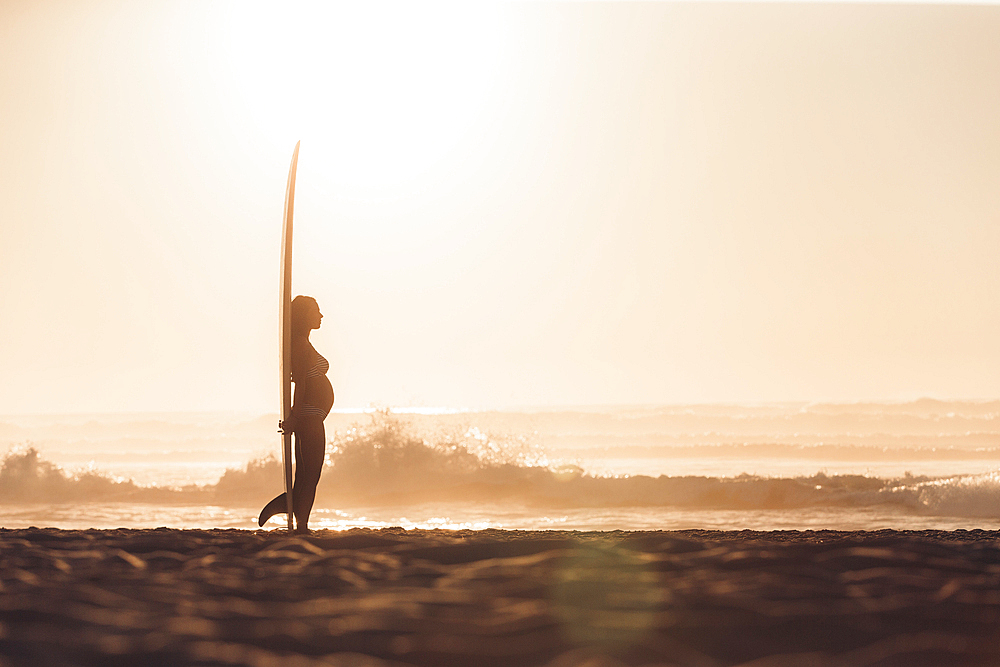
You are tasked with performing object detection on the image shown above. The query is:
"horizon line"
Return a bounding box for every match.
[2,396,999,420]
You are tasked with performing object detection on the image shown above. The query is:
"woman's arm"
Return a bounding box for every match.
[281,338,312,433]
[280,381,303,434]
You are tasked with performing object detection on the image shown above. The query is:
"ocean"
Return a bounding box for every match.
[2,400,999,531]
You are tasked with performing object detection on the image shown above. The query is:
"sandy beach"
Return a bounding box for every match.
[2,528,999,666]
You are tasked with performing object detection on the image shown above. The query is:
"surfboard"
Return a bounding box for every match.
[279,141,300,531]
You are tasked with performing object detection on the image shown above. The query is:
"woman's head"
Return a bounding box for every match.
[291,295,322,335]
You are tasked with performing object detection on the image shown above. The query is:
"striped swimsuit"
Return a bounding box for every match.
[296,349,332,419]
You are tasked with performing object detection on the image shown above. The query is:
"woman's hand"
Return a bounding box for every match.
[278,415,298,435]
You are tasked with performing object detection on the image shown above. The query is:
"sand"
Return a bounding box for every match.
[2,528,1000,666]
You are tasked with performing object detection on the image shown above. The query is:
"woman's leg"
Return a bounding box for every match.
[292,418,326,530]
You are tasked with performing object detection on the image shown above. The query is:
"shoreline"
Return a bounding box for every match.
[4,527,1000,666]
[6,525,1000,539]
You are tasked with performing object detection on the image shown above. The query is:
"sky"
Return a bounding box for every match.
[1,1,999,414]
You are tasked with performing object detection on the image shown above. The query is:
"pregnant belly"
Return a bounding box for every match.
[303,376,334,413]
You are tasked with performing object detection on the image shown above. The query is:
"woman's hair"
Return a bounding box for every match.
[291,295,318,336]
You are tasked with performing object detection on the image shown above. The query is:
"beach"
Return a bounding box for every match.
[3,528,1000,666]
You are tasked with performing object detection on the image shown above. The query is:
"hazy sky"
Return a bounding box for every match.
[2,1,999,414]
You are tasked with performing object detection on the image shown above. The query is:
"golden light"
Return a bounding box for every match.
[211,2,513,193]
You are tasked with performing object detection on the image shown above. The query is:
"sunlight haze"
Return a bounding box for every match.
[1,1,999,414]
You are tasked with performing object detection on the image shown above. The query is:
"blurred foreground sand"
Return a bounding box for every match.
[3,527,1000,666]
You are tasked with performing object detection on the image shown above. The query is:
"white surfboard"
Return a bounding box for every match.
[279,141,300,531]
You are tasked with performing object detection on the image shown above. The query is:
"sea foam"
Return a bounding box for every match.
[3,412,999,520]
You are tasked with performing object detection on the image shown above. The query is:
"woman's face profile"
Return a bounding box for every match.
[308,302,323,330]
[292,296,323,333]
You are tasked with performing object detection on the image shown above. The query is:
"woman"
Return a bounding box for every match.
[258,295,334,532]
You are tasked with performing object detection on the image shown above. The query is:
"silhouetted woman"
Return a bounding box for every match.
[258,295,333,532]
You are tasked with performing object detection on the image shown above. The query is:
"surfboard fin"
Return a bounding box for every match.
[258,493,288,527]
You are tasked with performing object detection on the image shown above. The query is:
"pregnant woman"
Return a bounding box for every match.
[258,295,334,532]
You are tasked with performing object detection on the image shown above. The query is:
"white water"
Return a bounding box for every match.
[2,401,998,531]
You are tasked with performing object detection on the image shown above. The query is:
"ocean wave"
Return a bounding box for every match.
[3,413,1000,519]
[900,472,1000,518]
[0,447,205,503]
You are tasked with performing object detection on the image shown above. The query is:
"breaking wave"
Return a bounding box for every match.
[3,413,1000,519]
[0,447,204,504]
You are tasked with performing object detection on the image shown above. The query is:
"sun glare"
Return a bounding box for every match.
[212,2,512,193]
